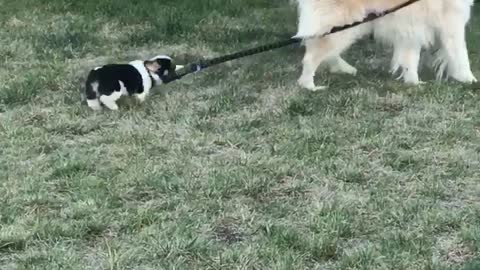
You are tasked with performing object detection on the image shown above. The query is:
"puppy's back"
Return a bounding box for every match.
[86,64,143,97]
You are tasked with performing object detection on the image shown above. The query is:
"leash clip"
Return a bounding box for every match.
[192,64,202,73]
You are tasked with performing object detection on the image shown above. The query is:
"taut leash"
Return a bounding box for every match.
[163,0,420,84]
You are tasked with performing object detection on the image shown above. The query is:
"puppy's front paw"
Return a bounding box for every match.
[86,99,102,111]
[89,105,103,111]
[135,93,147,103]
[311,85,328,91]
[106,104,119,111]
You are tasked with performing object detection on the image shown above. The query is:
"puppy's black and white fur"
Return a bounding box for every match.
[84,55,183,110]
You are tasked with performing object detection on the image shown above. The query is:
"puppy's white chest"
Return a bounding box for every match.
[129,60,153,91]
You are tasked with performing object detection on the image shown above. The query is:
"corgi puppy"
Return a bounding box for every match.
[84,55,183,110]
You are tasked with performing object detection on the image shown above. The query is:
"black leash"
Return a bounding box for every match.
[163,0,420,84]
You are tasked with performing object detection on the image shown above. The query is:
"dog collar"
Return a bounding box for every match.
[143,63,156,87]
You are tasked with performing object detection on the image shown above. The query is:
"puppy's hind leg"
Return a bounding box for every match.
[99,91,121,110]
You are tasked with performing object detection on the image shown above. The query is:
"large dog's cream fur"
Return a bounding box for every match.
[295,0,477,90]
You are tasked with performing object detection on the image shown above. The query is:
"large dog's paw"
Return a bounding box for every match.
[329,62,357,75]
[330,65,357,75]
[393,69,424,85]
[298,76,327,91]
[453,72,478,84]
[402,73,424,85]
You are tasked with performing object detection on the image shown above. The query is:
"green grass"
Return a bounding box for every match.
[1,0,480,269]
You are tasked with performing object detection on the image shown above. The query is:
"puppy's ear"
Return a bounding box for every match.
[144,60,161,72]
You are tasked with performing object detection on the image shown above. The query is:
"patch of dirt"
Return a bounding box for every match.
[445,245,475,265]
[213,218,244,244]
[375,94,406,115]
[6,16,27,28]
[434,234,476,266]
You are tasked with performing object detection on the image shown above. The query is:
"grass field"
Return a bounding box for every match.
[1,0,480,269]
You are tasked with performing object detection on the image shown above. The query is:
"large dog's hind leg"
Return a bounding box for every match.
[436,13,477,83]
[390,43,423,84]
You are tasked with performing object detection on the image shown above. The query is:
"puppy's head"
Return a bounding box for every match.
[144,55,184,83]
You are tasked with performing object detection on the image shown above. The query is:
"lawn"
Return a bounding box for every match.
[1,0,480,269]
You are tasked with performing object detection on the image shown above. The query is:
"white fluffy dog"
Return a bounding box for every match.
[294,0,477,90]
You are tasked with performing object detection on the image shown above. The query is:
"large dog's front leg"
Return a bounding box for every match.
[298,30,362,91]
[298,38,330,91]
[391,43,423,84]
